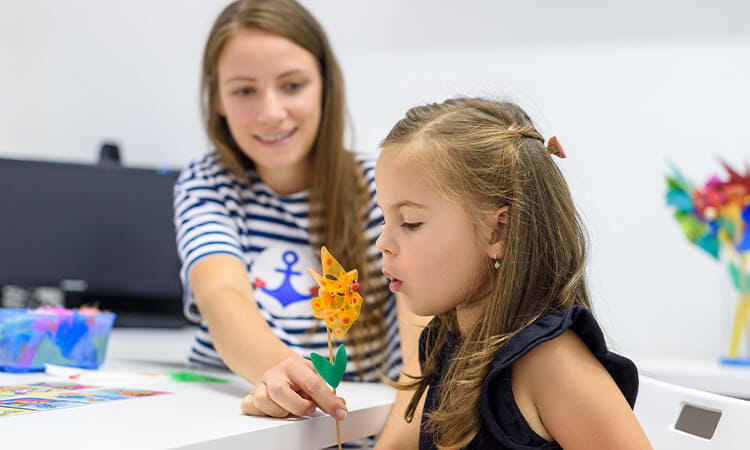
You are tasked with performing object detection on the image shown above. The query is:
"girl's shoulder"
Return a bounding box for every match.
[486,306,637,404]
[477,306,640,447]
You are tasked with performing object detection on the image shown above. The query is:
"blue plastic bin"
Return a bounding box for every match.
[0,308,116,373]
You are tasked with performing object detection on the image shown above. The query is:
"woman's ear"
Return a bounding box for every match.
[486,206,509,260]
[215,96,226,117]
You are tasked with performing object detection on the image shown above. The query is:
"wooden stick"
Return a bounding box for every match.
[327,327,342,450]
[728,253,749,358]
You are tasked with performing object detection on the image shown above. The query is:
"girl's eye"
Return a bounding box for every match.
[401,222,422,231]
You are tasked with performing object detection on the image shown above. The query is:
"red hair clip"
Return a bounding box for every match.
[546,136,566,159]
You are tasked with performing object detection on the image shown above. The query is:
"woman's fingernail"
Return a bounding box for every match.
[305,407,316,416]
[335,408,348,420]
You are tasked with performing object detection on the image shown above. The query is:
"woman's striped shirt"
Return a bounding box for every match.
[173,153,402,381]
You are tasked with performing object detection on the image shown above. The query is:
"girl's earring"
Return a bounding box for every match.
[494,259,500,270]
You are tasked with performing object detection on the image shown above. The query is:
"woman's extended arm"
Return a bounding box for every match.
[190,254,346,419]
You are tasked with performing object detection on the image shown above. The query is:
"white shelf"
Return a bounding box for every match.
[635,355,750,400]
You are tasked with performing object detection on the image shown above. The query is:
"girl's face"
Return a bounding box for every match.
[375,146,491,318]
[216,28,323,191]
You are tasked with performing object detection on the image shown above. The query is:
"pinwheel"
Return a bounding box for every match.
[666,161,750,362]
[307,246,364,449]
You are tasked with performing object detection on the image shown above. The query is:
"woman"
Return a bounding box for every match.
[173,0,422,425]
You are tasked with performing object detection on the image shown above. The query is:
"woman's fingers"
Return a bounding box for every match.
[281,358,348,420]
[240,356,348,420]
[263,374,317,416]
[241,381,292,418]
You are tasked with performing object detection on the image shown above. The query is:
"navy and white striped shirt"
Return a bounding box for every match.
[173,153,402,381]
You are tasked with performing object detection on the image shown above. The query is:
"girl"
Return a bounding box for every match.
[374,98,651,449]
[173,0,422,422]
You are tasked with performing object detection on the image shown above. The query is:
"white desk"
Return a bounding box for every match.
[0,328,396,449]
[635,355,750,400]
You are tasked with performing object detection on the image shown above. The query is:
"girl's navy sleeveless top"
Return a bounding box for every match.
[418,306,638,449]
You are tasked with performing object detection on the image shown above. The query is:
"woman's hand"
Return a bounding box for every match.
[241,355,348,420]
[189,256,347,419]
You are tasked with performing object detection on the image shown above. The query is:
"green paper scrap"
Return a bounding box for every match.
[310,344,347,389]
[168,370,229,383]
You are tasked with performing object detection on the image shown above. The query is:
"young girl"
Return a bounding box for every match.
[374,98,652,449]
[173,0,422,421]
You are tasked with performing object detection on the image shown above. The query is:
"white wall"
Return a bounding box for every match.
[1,1,749,359]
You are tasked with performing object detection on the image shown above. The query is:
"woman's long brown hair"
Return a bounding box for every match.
[381,97,592,447]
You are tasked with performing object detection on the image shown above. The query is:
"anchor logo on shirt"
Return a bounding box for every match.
[253,250,318,307]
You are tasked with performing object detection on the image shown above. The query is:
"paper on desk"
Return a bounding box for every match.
[44,364,166,385]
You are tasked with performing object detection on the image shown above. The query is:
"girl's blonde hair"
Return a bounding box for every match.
[201,0,388,376]
[381,97,592,448]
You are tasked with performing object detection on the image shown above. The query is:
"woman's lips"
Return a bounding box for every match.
[255,128,296,146]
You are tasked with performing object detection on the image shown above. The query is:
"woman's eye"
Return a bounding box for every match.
[283,82,304,92]
[401,222,422,231]
[233,87,255,97]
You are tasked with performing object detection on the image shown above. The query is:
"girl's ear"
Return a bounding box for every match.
[486,206,509,260]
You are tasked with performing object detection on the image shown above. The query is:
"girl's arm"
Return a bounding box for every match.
[189,254,347,419]
[375,295,430,449]
[513,330,652,449]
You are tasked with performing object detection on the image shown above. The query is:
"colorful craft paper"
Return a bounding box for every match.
[49,391,130,403]
[0,397,88,410]
[0,406,33,416]
[0,381,171,419]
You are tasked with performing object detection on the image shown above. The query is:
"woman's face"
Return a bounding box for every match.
[216,27,323,192]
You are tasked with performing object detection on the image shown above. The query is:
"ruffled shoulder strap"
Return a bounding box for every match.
[477,306,638,448]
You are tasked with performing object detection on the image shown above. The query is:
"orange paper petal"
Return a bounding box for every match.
[307,247,364,337]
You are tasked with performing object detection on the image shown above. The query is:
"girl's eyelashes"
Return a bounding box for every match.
[401,222,423,231]
[379,219,422,231]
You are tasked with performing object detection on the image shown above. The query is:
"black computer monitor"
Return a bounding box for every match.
[0,157,185,327]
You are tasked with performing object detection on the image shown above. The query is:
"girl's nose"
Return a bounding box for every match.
[376,231,394,256]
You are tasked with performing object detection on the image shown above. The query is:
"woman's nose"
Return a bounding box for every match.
[257,91,287,124]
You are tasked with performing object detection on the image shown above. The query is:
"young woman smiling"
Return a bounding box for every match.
[173,0,423,432]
